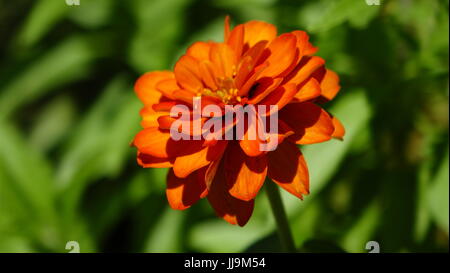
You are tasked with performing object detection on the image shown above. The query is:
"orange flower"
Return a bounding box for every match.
[132,17,345,226]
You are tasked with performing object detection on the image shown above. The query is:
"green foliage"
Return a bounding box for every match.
[0,0,448,253]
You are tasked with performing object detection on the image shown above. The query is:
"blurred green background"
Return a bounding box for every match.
[0,0,448,253]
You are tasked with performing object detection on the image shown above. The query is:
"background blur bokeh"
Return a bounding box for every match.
[0,0,448,253]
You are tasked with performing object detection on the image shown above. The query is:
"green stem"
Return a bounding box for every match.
[265,179,296,253]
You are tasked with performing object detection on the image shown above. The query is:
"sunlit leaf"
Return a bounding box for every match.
[189,218,269,253]
[29,96,76,153]
[298,0,380,33]
[428,151,449,233]
[128,0,190,72]
[340,201,380,253]
[0,121,60,250]
[16,0,68,47]
[143,208,185,252]
[68,0,114,28]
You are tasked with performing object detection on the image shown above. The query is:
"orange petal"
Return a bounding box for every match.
[195,167,210,198]
[173,140,227,178]
[239,138,262,157]
[284,56,325,87]
[203,141,229,188]
[166,168,206,210]
[224,15,231,41]
[172,90,197,104]
[207,162,254,226]
[242,40,269,67]
[204,157,222,190]
[156,115,177,130]
[209,43,238,78]
[251,118,295,153]
[172,91,224,110]
[157,114,208,137]
[198,60,218,90]
[331,116,345,140]
[202,112,237,147]
[137,152,174,168]
[225,143,267,201]
[174,55,203,93]
[294,77,321,102]
[258,83,298,115]
[272,119,295,146]
[200,96,226,109]
[238,62,268,96]
[259,33,298,78]
[134,127,204,158]
[139,106,167,128]
[152,101,178,112]
[243,20,277,49]
[268,141,309,199]
[173,147,209,178]
[133,127,172,158]
[235,40,269,89]
[156,78,179,100]
[280,102,335,144]
[227,24,245,58]
[234,56,254,89]
[187,41,212,61]
[238,110,266,157]
[319,69,340,101]
[247,77,283,104]
[135,71,174,106]
[291,30,317,56]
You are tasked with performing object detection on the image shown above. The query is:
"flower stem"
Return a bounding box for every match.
[265,179,296,253]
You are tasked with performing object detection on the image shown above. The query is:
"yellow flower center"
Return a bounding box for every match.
[199,67,242,104]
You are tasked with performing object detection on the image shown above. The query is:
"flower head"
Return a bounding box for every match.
[133,17,345,226]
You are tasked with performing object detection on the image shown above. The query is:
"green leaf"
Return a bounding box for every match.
[340,201,380,253]
[56,76,140,223]
[29,96,76,153]
[414,160,433,242]
[188,218,270,253]
[68,0,114,29]
[390,0,449,73]
[428,151,449,233]
[298,0,380,33]
[305,89,372,191]
[300,239,347,253]
[15,0,69,47]
[128,0,190,72]
[282,89,372,216]
[50,76,141,252]
[142,208,185,252]
[0,235,35,253]
[0,36,97,120]
[188,190,274,253]
[0,121,61,250]
[290,200,322,247]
